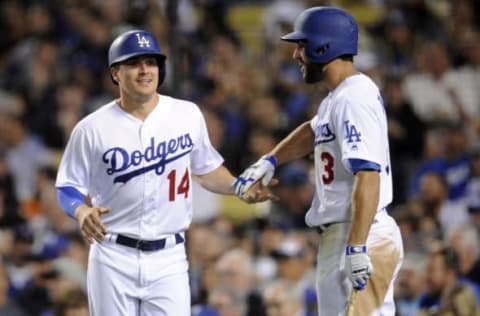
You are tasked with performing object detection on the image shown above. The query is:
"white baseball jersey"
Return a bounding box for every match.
[306,73,392,227]
[56,94,223,239]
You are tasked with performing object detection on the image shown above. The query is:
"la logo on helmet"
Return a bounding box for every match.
[136,33,150,48]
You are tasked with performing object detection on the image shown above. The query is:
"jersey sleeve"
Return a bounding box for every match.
[310,113,319,131]
[190,109,224,175]
[55,124,92,195]
[333,96,386,173]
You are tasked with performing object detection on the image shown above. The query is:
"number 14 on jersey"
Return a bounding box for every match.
[167,169,190,201]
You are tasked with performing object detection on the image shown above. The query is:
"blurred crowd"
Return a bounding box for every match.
[0,0,479,315]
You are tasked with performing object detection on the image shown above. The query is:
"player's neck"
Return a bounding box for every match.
[324,60,358,91]
[117,93,159,121]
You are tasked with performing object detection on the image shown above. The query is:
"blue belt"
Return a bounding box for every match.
[116,233,184,251]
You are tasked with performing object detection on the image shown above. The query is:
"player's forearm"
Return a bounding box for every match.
[270,121,314,165]
[194,165,236,195]
[347,170,379,245]
[57,186,86,219]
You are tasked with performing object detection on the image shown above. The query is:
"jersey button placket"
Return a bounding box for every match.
[140,125,156,236]
[145,172,156,213]
[139,125,149,240]
[138,124,148,288]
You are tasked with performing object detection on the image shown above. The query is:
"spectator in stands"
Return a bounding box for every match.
[263,279,305,316]
[418,247,480,316]
[52,232,88,292]
[53,286,88,316]
[447,225,480,288]
[397,0,446,41]
[188,223,232,305]
[0,112,55,217]
[4,224,36,296]
[403,40,477,125]
[372,9,416,76]
[0,260,26,315]
[253,221,283,288]
[384,75,425,204]
[270,234,316,308]
[246,95,284,134]
[466,140,480,235]
[0,2,479,314]
[411,124,472,206]
[262,0,306,52]
[215,248,265,316]
[39,79,89,149]
[466,140,480,215]
[208,285,246,316]
[269,162,314,229]
[0,151,18,218]
[246,129,278,170]
[446,0,478,65]
[418,171,468,236]
[394,252,425,316]
[457,32,480,135]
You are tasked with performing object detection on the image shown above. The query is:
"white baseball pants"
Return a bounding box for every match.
[315,210,404,316]
[87,236,190,316]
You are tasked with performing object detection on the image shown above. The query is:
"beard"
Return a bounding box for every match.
[303,62,325,84]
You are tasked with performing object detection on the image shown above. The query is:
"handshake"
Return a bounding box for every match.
[233,154,279,203]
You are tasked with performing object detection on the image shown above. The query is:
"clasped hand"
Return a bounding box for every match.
[345,245,373,290]
[233,155,279,203]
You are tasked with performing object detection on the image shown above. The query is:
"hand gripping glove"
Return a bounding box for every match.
[233,154,277,198]
[345,245,373,290]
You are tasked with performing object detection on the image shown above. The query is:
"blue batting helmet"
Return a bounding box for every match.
[108,29,166,85]
[281,7,358,64]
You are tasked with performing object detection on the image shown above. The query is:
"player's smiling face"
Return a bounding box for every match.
[293,42,324,84]
[114,56,159,99]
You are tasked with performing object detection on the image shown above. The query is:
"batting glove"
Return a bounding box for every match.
[233,154,277,198]
[345,245,373,290]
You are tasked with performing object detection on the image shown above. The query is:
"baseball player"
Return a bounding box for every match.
[55,29,273,316]
[235,7,404,316]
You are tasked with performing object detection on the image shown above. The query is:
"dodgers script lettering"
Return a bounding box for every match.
[102,134,193,183]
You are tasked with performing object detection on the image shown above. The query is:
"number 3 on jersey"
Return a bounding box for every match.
[167,168,190,201]
[320,152,334,184]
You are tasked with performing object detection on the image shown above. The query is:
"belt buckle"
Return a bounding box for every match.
[135,239,142,250]
[316,223,331,234]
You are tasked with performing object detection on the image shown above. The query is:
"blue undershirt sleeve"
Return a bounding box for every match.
[348,159,381,175]
[57,186,86,219]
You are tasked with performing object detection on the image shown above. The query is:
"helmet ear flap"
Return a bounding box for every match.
[109,64,120,85]
[314,43,330,57]
[304,42,330,64]
[158,57,166,86]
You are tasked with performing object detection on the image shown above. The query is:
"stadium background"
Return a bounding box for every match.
[0,0,479,315]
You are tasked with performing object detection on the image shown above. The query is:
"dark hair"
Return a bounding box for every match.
[423,171,449,190]
[54,287,88,316]
[442,248,460,272]
[339,54,354,62]
[432,247,460,273]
